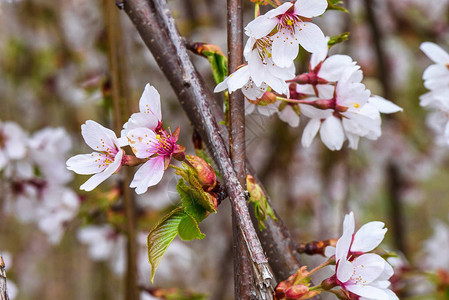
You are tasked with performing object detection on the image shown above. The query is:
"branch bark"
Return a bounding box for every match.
[121,0,302,288]
[0,257,10,300]
[227,0,261,298]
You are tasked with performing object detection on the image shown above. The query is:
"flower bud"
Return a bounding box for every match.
[285,284,309,299]
[187,155,217,192]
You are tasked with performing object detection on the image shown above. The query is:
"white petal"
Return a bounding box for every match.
[130,157,165,194]
[310,45,328,69]
[265,2,293,18]
[324,246,336,258]
[81,120,119,152]
[301,119,321,147]
[278,105,300,127]
[121,112,160,136]
[319,55,355,81]
[351,254,387,284]
[296,22,326,54]
[80,150,123,191]
[258,104,278,117]
[227,66,251,93]
[245,15,279,39]
[139,84,162,121]
[66,152,109,175]
[420,42,449,64]
[295,0,328,18]
[368,96,403,113]
[320,116,344,151]
[337,259,353,283]
[336,212,355,262]
[352,221,387,253]
[346,284,388,299]
[272,30,299,68]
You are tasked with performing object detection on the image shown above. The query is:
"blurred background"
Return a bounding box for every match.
[1,0,449,299]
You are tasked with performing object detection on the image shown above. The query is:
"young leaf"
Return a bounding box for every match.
[189,43,228,84]
[326,0,348,13]
[147,207,185,283]
[246,175,278,230]
[178,214,206,241]
[177,178,209,222]
[328,32,350,48]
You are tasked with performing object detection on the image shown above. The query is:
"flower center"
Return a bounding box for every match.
[278,12,301,33]
[255,37,273,64]
[154,132,175,156]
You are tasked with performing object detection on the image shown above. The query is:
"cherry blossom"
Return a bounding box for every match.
[300,67,402,150]
[66,120,125,191]
[121,83,162,137]
[127,126,184,194]
[325,212,398,300]
[245,0,328,68]
[0,121,28,171]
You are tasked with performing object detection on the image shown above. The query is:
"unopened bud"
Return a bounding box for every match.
[321,276,338,291]
[122,155,146,167]
[187,155,217,192]
[285,284,309,299]
[258,91,277,105]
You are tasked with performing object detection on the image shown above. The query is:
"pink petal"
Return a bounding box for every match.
[139,83,162,122]
[130,156,165,194]
[294,0,328,18]
[127,128,158,159]
[296,22,326,54]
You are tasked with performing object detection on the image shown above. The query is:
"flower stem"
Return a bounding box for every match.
[307,257,334,276]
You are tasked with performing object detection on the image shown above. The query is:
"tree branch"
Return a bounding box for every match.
[0,257,10,300]
[227,0,261,298]
[121,0,302,287]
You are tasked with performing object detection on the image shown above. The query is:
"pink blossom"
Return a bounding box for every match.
[127,126,184,194]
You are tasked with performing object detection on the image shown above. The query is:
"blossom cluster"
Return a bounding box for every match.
[214,1,402,151]
[0,122,79,244]
[324,212,398,299]
[420,42,449,146]
[66,83,185,194]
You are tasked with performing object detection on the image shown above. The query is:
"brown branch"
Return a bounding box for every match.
[0,257,10,300]
[227,0,260,298]
[121,0,302,287]
[104,1,138,299]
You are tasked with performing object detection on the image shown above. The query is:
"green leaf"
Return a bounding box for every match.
[326,0,349,13]
[328,32,350,48]
[246,175,278,231]
[178,214,205,241]
[177,178,209,222]
[147,207,185,283]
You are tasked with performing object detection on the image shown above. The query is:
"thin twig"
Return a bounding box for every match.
[104,1,138,299]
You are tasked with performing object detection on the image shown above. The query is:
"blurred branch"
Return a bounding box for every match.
[227,0,260,298]
[0,257,10,300]
[121,0,302,287]
[104,1,138,300]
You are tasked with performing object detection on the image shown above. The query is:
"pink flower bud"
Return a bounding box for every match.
[187,155,217,192]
